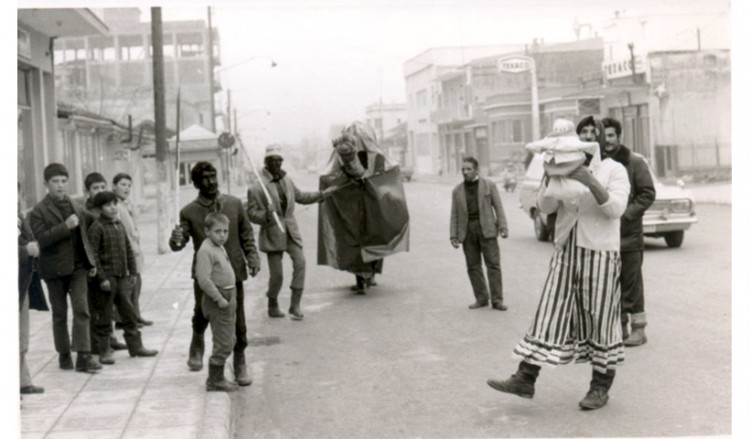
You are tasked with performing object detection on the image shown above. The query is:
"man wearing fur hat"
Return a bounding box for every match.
[601,117,655,347]
[247,145,334,320]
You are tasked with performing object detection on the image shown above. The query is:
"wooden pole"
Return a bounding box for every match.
[207,7,216,132]
[151,7,170,253]
[175,88,181,222]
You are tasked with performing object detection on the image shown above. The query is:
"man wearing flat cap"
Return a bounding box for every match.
[247,145,335,321]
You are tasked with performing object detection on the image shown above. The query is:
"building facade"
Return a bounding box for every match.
[53,8,221,135]
[18,8,108,209]
[403,45,524,176]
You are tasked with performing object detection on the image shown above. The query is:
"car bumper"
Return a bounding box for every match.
[642,216,698,234]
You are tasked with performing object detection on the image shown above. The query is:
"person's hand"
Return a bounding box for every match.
[450,238,460,249]
[266,210,279,225]
[248,263,260,277]
[89,267,97,278]
[499,228,509,239]
[100,279,111,292]
[171,225,184,245]
[567,166,596,188]
[321,186,337,198]
[65,214,79,230]
[216,297,229,309]
[26,241,40,258]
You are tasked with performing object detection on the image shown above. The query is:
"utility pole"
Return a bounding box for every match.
[628,42,638,84]
[151,7,170,254]
[697,27,702,51]
[207,6,216,132]
[226,89,231,132]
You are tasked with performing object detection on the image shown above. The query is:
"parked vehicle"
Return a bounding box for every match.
[519,153,698,247]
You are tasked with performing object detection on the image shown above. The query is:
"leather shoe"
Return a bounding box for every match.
[492,303,508,311]
[579,387,609,410]
[59,353,74,370]
[137,318,154,326]
[20,385,44,394]
[468,301,488,309]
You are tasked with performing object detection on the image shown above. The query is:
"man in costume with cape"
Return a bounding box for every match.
[317,122,410,294]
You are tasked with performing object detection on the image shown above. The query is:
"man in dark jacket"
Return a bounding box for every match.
[170,161,261,386]
[450,156,509,311]
[28,163,101,373]
[248,145,331,320]
[601,118,656,347]
[19,183,48,394]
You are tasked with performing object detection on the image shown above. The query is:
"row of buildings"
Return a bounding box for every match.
[18,7,245,212]
[401,11,731,179]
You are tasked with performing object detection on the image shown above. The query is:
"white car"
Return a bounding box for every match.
[519,153,698,248]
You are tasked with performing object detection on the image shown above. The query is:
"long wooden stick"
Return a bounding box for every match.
[236,134,285,232]
[174,88,181,223]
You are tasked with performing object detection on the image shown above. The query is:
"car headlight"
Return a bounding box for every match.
[669,199,693,213]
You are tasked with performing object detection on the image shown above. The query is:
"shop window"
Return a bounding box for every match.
[511,120,523,143]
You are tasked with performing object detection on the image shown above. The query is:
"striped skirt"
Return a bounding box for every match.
[512,226,625,373]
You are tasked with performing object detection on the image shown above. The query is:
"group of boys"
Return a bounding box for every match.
[21,163,158,390]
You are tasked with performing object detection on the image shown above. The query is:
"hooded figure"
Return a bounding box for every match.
[317,121,409,294]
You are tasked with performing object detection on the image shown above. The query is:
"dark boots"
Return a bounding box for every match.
[125,332,159,358]
[624,312,647,347]
[98,335,116,365]
[75,352,101,373]
[579,369,615,410]
[487,361,540,399]
[59,352,74,370]
[268,298,286,318]
[206,364,237,392]
[233,353,253,387]
[187,332,205,371]
[110,335,128,351]
[289,289,304,321]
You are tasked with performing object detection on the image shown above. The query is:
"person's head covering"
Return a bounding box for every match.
[575,115,597,135]
[265,144,283,159]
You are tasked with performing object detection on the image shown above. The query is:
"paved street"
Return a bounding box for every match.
[234,171,731,438]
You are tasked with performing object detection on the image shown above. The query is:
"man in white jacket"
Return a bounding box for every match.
[487,117,630,411]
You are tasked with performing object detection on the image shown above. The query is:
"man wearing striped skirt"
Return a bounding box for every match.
[487,118,630,410]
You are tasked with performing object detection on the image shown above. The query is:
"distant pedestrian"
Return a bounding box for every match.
[112,173,151,327]
[170,161,260,386]
[28,163,100,373]
[195,213,240,391]
[247,145,331,319]
[449,156,509,311]
[487,118,630,410]
[88,191,158,360]
[601,117,656,346]
[19,183,48,395]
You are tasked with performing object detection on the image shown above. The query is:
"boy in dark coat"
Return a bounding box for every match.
[28,163,100,373]
[88,191,158,360]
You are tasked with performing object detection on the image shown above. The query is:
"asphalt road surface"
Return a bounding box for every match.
[232,171,731,438]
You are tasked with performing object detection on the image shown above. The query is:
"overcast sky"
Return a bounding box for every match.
[16,0,732,148]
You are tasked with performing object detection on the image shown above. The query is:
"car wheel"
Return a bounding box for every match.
[533,211,549,242]
[664,231,684,248]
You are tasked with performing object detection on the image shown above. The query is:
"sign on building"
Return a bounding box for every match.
[602,56,646,80]
[498,56,532,73]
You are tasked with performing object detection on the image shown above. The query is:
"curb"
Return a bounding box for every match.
[199,392,234,439]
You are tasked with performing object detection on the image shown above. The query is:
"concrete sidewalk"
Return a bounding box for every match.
[20,208,235,439]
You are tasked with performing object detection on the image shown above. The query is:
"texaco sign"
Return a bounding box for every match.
[498,56,533,73]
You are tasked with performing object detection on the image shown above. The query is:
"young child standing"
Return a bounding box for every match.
[88,191,158,359]
[195,213,242,391]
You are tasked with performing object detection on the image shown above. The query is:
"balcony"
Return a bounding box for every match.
[431,106,474,126]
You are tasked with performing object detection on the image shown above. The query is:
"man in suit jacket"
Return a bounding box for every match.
[28,163,101,373]
[170,161,260,385]
[450,156,509,311]
[247,144,334,320]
